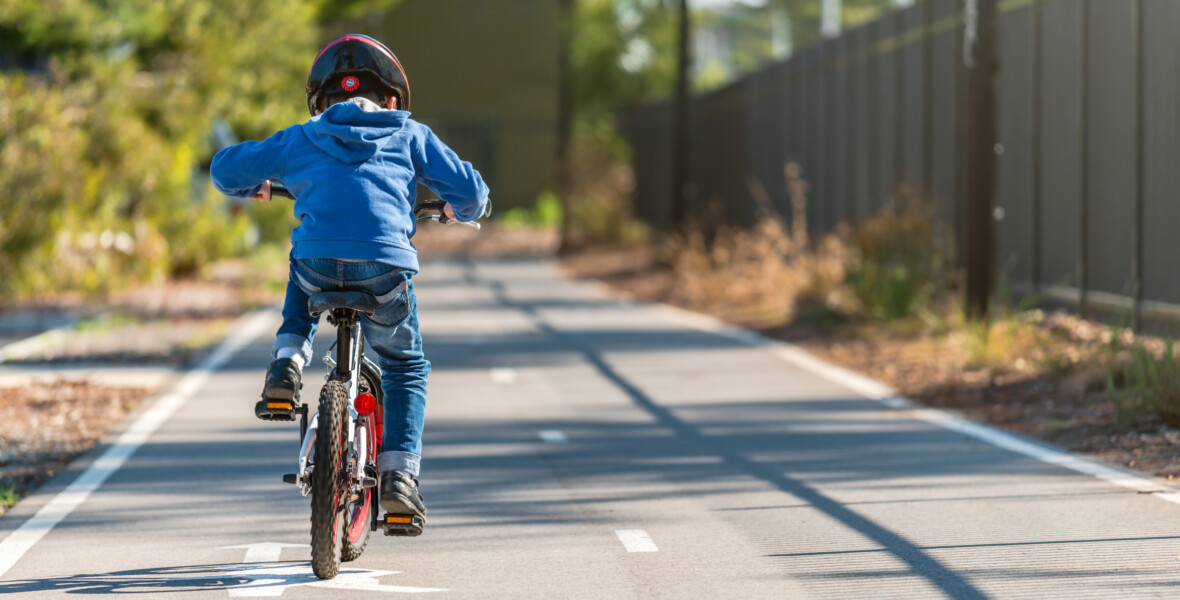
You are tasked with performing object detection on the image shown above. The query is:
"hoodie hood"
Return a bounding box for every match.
[301,99,410,164]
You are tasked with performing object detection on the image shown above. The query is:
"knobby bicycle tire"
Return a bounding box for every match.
[310,380,348,579]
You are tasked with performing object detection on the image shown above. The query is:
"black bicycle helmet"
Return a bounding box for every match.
[306,34,411,115]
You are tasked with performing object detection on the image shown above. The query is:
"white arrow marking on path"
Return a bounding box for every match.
[615,530,658,553]
[208,543,447,596]
[538,430,567,443]
[489,367,517,384]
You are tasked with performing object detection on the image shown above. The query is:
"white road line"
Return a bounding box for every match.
[615,529,658,553]
[538,430,568,443]
[0,310,274,578]
[489,367,517,384]
[0,325,73,364]
[657,304,1180,504]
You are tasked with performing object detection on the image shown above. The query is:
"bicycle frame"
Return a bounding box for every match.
[294,309,378,498]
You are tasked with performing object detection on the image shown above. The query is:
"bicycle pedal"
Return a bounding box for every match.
[254,399,297,421]
[282,473,298,485]
[381,513,424,537]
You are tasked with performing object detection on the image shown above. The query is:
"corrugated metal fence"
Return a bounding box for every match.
[625,0,1180,319]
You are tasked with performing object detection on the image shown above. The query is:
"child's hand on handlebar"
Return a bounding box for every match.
[251,181,273,202]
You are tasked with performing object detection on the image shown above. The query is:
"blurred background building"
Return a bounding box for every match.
[346,0,562,211]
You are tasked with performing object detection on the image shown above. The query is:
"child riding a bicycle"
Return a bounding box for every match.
[210,34,489,528]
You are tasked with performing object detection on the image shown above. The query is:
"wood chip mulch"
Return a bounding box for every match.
[0,381,151,514]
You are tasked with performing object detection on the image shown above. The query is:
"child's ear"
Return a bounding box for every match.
[386,96,398,110]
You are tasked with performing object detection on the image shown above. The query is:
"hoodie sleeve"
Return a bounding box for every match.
[210,127,292,198]
[412,123,490,222]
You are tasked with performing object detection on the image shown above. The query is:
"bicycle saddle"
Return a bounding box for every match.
[308,291,380,316]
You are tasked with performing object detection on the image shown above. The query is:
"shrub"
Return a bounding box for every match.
[845,200,952,322]
[1108,340,1180,427]
[0,0,346,299]
[560,118,647,248]
[663,196,850,328]
[500,192,564,229]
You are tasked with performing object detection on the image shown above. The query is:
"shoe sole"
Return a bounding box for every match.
[264,387,297,401]
[379,492,425,517]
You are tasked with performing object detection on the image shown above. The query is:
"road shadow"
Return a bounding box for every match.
[457,260,1003,599]
[0,562,257,594]
[0,560,416,596]
[67,257,1167,597]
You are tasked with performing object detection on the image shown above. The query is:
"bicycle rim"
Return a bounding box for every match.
[341,416,378,560]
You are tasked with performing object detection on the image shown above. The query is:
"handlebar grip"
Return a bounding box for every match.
[270,186,295,200]
[415,199,446,210]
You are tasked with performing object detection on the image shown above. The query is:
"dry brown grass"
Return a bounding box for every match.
[662,218,850,328]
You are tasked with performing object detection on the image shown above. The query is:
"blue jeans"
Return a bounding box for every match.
[274,258,430,477]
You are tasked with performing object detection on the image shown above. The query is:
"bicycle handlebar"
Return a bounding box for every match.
[268,185,481,230]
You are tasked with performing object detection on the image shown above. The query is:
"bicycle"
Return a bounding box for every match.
[266,185,480,579]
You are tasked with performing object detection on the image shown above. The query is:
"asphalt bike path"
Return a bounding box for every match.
[1,257,1180,598]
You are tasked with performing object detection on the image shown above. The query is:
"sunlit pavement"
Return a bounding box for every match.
[2,257,1180,598]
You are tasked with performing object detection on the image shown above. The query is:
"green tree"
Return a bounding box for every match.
[773,0,898,50]
[0,0,400,297]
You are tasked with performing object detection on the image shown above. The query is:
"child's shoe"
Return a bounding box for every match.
[254,358,303,421]
[379,470,426,536]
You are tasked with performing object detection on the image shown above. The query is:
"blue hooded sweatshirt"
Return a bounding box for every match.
[210,99,489,273]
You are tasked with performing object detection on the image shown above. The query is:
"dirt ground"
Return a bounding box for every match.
[0,381,152,514]
[561,244,1180,481]
[798,330,1180,480]
[412,222,560,259]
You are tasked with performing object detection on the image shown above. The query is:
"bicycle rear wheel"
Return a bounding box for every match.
[310,380,348,579]
[341,418,377,561]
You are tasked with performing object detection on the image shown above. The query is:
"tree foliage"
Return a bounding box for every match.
[0,0,398,298]
[772,0,897,50]
[569,0,898,115]
[570,0,676,118]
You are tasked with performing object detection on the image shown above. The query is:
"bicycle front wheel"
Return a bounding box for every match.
[310,380,348,580]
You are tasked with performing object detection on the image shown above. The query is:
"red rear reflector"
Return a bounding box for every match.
[355,393,377,415]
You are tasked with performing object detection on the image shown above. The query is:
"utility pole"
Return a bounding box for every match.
[670,0,692,234]
[963,0,998,318]
[556,0,574,253]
